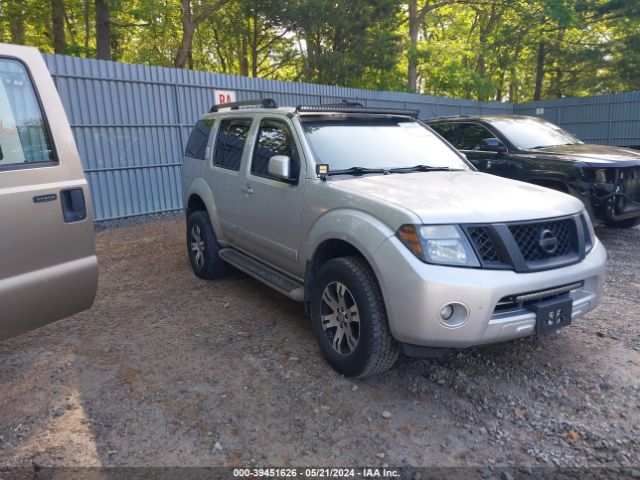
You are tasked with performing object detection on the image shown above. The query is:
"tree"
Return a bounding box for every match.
[51,0,67,53]
[95,0,111,60]
[175,0,228,68]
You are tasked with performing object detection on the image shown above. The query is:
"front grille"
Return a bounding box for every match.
[463,214,585,273]
[467,227,499,262]
[509,218,576,262]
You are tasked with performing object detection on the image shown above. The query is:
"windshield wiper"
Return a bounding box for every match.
[326,166,389,176]
[388,165,464,173]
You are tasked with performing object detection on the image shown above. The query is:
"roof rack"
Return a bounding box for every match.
[296,104,419,118]
[210,98,277,113]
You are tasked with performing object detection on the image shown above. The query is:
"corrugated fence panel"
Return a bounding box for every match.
[514,92,640,147]
[42,53,640,220]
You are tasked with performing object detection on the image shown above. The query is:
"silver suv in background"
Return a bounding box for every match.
[0,44,98,340]
[181,99,606,377]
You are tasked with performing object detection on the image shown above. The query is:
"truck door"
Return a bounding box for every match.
[0,44,98,340]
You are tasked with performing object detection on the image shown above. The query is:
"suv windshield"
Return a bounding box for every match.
[300,116,469,172]
[490,117,582,150]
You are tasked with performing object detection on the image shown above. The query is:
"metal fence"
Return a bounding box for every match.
[514,92,640,147]
[42,53,640,221]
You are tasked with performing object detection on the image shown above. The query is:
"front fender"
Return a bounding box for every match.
[302,209,396,274]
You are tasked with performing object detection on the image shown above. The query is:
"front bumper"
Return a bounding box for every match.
[373,236,606,348]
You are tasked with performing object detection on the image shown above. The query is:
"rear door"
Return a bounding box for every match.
[0,44,98,340]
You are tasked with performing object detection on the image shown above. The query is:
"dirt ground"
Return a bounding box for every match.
[0,217,639,471]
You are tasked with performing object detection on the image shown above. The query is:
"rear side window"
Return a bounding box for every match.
[0,58,55,168]
[185,119,214,160]
[251,119,300,180]
[214,119,252,171]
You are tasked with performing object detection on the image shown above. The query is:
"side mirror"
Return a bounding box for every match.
[268,155,291,180]
[478,137,507,153]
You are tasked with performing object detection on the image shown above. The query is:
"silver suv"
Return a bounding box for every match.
[181,99,606,377]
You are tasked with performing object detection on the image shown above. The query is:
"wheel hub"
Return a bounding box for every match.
[320,281,360,356]
[190,225,205,268]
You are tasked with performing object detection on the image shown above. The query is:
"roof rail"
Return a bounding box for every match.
[296,104,419,118]
[209,98,277,113]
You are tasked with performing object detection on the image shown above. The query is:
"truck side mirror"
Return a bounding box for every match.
[268,155,291,180]
[478,138,507,154]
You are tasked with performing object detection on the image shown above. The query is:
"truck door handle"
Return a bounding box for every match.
[241,184,254,195]
[60,188,87,222]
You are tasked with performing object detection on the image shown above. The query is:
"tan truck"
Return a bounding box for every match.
[0,43,98,340]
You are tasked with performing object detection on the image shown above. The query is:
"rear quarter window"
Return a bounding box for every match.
[185,119,214,160]
[0,58,55,169]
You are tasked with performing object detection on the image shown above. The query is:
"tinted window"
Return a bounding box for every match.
[456,123,498,150]
[252,119,299,180]
[214,119,252,170]
[301,117,468,171]
[185,119,214,159]
[490,118,581,150]
[0,58,54,168]
[430,122,457,143]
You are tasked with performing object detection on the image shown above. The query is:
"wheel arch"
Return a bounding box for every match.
[302,210,395,315]
[527,177,571,193]
[184,178,223,238]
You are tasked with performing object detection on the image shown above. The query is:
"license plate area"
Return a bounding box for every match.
[527,296,573,334]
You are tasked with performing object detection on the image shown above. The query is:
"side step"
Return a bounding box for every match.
[218,248,304,302]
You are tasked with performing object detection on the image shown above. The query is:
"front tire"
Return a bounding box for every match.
[186,210,230,279]
[310,257,398,377]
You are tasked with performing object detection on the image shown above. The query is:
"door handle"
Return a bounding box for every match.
[60,188,87,222]
[241,184,254,195]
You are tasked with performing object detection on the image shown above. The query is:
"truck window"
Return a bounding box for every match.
[251,119,300,180]
[213,119,252,171]
[0,58,55,168]
[430,122,457,143]
[456,123,498,150]
[185,119,214,160]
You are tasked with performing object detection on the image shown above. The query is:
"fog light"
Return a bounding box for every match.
[438,302,470,328]
[440,305,454,320]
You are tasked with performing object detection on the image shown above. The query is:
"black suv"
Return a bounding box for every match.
[428,115,640,228]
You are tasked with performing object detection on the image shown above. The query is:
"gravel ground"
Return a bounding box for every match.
[0,217,638,471]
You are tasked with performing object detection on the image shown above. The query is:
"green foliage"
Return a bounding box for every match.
[1,0,639,101]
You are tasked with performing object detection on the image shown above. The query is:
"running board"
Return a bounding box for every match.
[218,248,304,302]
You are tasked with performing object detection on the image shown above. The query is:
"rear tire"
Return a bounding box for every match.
[187,211,230,279]
[605,216,640,228]
[310,256,398,377]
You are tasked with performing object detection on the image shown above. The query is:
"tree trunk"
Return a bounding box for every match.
[52,0,67,54]
[95,0,111,60]
[251,16,258,77]
[408,0,419,92]
[7,3,25,44]
[238,36,249,76]
[84,0,90,53]
[175,0,195,68]
[533,41,545,101]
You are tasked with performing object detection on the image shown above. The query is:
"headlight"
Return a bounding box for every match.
[397,224,480,267]
[580,210,596,252]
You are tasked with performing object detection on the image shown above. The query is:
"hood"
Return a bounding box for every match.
[333,171,584,224]
[525,143,640,166]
